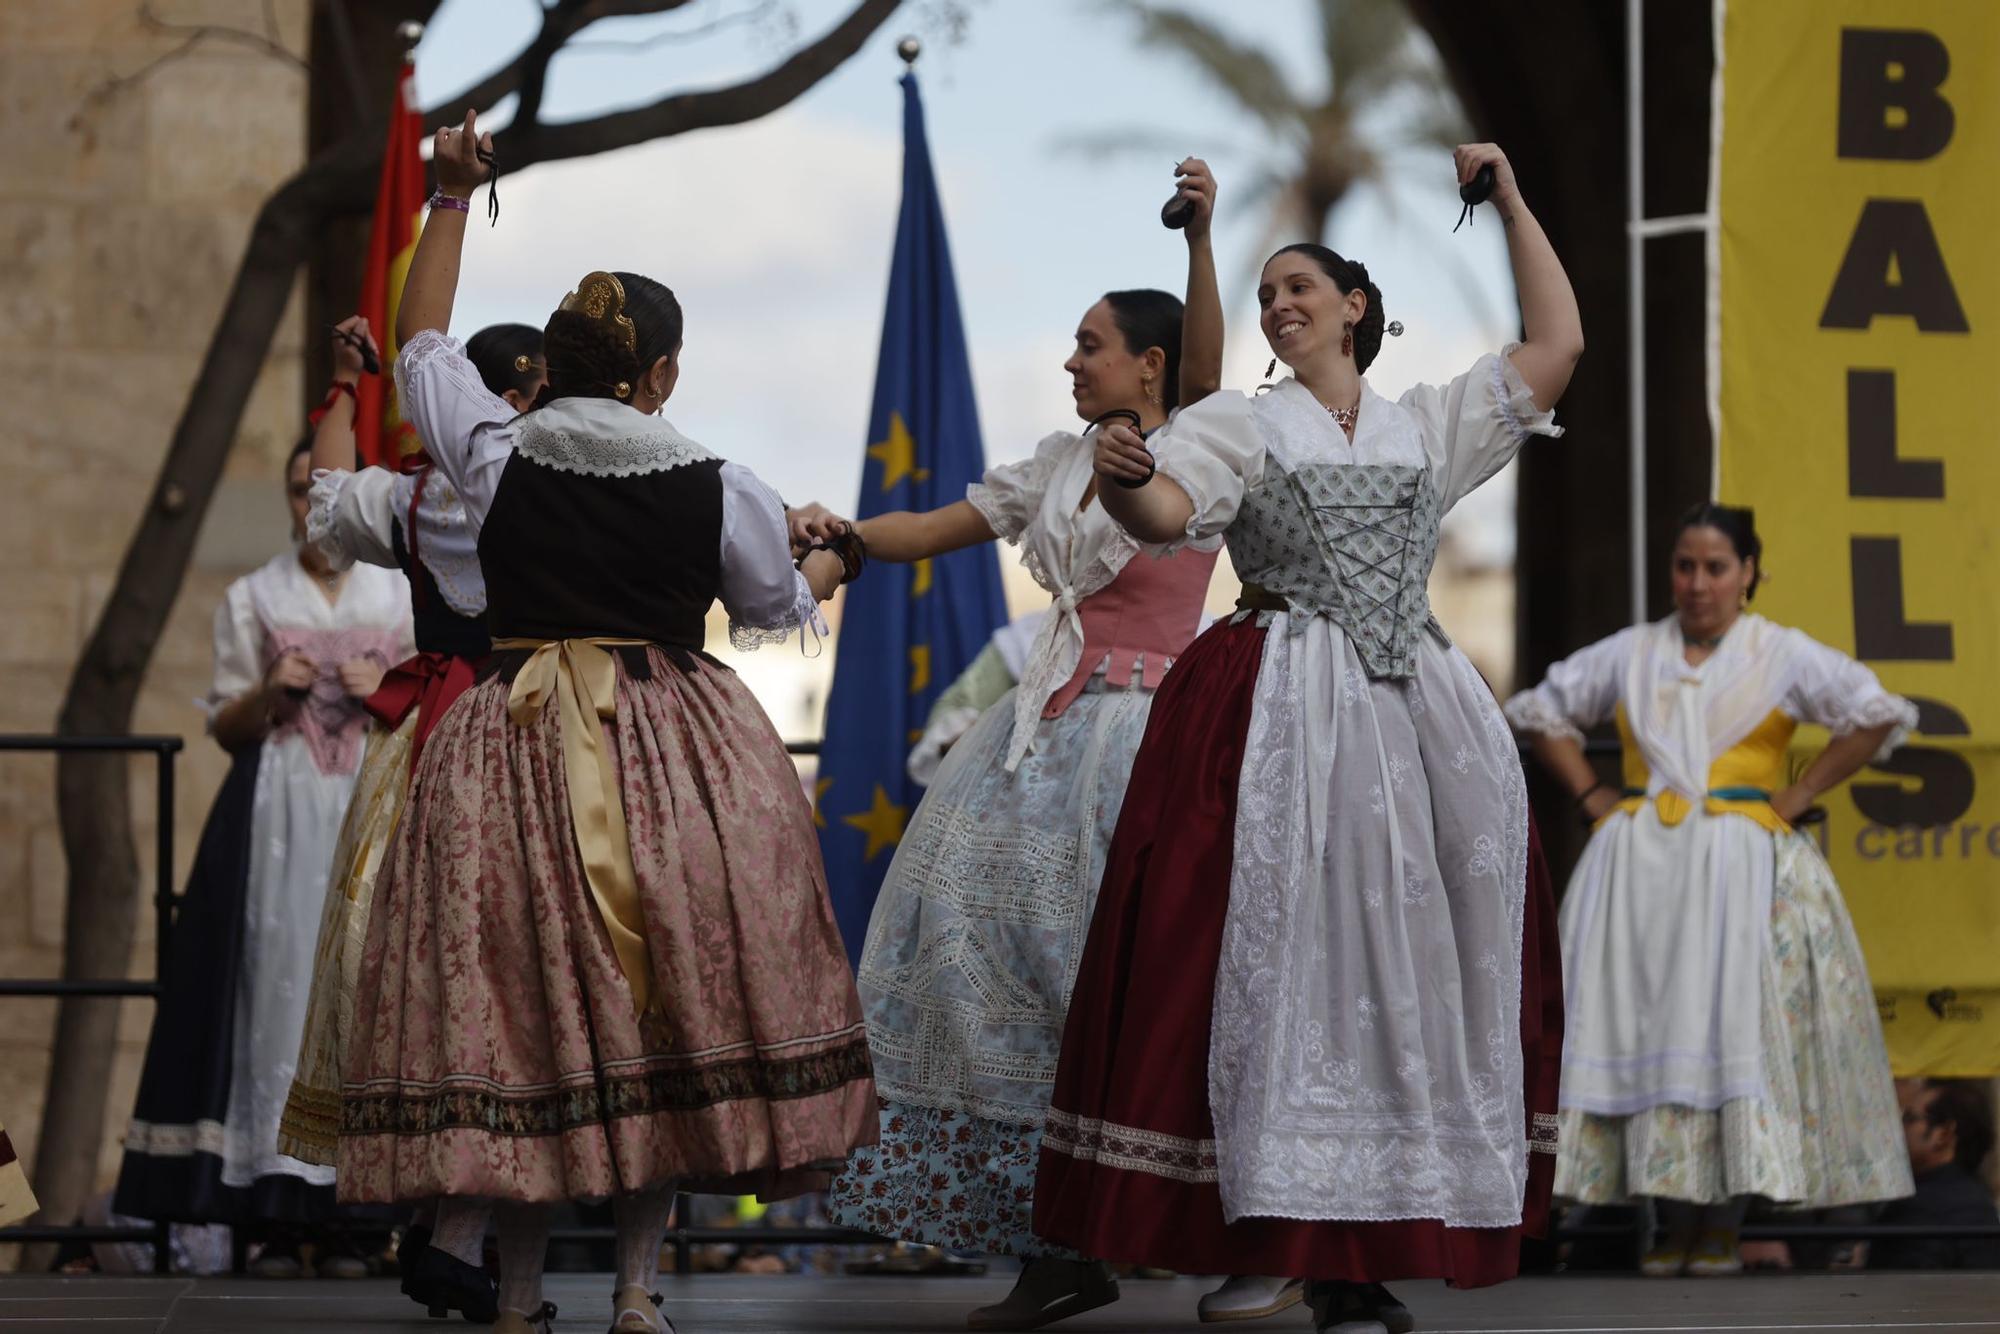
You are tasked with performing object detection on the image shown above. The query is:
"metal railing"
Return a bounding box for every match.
[0,734,183,1272]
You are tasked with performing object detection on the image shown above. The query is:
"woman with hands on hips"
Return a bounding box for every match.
[1507,503,1915,1279]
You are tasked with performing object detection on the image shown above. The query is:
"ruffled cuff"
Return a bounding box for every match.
[1150,453,1224,555]
[729,569,828,655]
[1826,692,1920,762]
[305,469,358,571]
[1494,342,1564,445]
[1503,688,1584,743]
[965,481,1026,545]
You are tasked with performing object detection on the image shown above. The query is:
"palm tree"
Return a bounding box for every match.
[1080,0,1468,261]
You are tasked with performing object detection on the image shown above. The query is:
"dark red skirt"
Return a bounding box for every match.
[1032,617,1563,1287]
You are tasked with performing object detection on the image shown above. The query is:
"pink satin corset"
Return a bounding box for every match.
[265,625,405,776]
[1040,545,1218,720]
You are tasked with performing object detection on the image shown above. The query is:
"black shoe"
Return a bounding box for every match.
[396,1223,434,1276]
[402,1244,500,1325]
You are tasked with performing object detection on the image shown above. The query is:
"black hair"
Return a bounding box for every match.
[1267,243,1389,373]
[1673,501,1763,599]
[464,322,545,402]
[538,271,685,408]
[1923,1079,1997,1173]
[1101,288,1186,412]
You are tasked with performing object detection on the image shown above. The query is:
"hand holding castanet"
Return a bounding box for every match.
[1093,422,1155,488]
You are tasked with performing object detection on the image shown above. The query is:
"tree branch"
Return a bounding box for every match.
[564,1,785,54]
[424,0,700,131]
[498,0,901,166]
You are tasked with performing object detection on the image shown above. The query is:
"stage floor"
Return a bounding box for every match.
[3,1272,1998,1333]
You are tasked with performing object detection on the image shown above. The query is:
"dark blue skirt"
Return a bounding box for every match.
[113,745,338,1226]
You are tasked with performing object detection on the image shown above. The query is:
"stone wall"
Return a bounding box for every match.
[0,1,310,1214]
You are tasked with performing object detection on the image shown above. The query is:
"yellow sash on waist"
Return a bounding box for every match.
[492,637,655,1014]
[1605,703,1796,836]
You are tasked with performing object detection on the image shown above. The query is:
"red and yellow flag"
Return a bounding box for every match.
[355,57,426,468]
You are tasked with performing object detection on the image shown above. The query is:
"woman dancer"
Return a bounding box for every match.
[808,163,1233,1331]
[115,436,412,1273]
[1505,503,1914,1276]
[337,112,875,1334]
[1034,143,1583,1334]
[278,315,546,1318]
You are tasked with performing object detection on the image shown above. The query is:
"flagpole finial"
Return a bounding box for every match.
[896,36,921,66]
[397,20,425,49]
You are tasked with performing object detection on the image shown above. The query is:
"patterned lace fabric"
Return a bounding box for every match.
[857,679,1155,1126]
[1556,832,1912,1207]
[1225,460,1443,680]
[515,413,716,479]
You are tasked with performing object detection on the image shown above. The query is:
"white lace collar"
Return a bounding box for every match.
[515,396,716,478]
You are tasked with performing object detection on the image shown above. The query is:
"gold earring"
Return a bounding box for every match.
[1142,375,1161,406]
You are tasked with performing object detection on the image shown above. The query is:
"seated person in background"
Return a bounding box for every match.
[1869,1079,2000,1270]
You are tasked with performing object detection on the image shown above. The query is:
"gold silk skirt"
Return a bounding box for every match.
[276,714,416,1165]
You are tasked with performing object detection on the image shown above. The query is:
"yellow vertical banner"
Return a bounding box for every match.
[1716,1,2000,1072]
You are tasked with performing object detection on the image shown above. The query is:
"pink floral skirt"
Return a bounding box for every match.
[338,648,876,1204]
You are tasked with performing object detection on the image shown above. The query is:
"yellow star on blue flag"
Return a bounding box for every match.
[814,70,1008,962]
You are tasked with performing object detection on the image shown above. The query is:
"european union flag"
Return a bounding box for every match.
[816,71,1008,962]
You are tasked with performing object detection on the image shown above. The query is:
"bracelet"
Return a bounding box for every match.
[427,190,472,214]
[326,380,357,403]
[1574,781,1615,829]
[1572,780,1610,808]
[796,524,868,584]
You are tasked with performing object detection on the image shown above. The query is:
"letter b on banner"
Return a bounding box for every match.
[1839,29,1954,160]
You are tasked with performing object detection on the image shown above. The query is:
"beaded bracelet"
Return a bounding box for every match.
[796,524,868,584]
[427,190,471,215]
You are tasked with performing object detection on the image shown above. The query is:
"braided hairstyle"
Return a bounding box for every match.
[464,322,545,402]
[1102,288,1185,411]
[1673,501,1763,599]
[536,271,684,408]
[1268,243,1389,373]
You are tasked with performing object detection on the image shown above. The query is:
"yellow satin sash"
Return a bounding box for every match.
[1606,703,1796,835]
[492,637,655,1014]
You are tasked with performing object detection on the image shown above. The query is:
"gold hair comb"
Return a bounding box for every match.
[558,271,638,357]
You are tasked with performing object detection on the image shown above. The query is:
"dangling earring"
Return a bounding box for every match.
[1142,374,1161,407]
[1341,322,1354,359]
[1265,358,1277,378]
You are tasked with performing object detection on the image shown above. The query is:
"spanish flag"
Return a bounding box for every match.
[354,55,426,468]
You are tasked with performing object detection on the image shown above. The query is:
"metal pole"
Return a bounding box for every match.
[1627,0,1648,626]
[152,743,177,1274]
